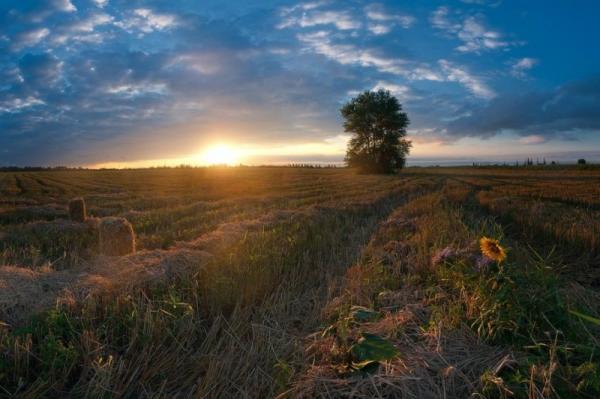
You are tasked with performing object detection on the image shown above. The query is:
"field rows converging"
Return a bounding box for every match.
[0,168,439,397]
[0,167,599,398]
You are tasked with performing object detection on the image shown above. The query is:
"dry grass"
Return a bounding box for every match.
[0,166,599,398]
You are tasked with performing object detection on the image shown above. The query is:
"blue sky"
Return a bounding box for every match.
[1,0,599,166]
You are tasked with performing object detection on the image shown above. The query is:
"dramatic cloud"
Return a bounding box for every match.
[0,0,598,165]
[445,75,600,139]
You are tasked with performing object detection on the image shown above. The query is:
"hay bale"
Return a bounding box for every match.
[99,217,135,256]
[69,197,87,222]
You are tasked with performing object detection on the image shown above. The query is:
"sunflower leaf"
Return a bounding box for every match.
[351,360,380,373]
[349,306,382,323]
[350,332,399,363]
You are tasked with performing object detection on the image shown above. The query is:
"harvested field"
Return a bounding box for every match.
[1,166,599,398]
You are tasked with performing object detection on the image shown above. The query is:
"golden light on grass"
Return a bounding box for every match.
[200,144,240,166]
[479,237,507,263]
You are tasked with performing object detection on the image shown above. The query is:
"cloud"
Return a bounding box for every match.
[71,13,114,33]
[365,3,415,35]
[297,31,406,74]
[280,1,327,15]
[510,57,537,78]
[297,31,444,82]
[0,96,45,113]
[460,0,503,6]
[372,81,413,100]
[169,53,227,75]
[430,7,461,32]
[445,75,600,140]
[367,24,391,35]
[0,0,594,166]
[11,28,50,51]
[365,6,414,28]
[115,8,178,34]
[0,1,78,26]
[455,17,508,52]
[430,6,516,53]
[52,0,77,13]
[518,135,546,144]
[91,0,109,8]
[0,11,361,165]
[47,12,115,45]
[278,9,361,30]
[439,60,495,99]
[105,82,168,98]
[296,32,494,99]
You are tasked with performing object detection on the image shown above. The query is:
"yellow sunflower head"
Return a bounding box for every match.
[479,237,507,263]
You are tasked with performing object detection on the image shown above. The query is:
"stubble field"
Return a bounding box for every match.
[1,166,599,398]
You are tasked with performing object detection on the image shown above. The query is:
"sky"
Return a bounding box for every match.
[1,0,599,167]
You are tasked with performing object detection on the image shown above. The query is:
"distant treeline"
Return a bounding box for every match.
[0,166,80,172]
[2,160,596,172]
[0,163,343,172]
[163,163,343,169]
[471,157,597,169]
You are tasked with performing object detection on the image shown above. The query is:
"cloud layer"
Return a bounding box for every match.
[0,0,599,165]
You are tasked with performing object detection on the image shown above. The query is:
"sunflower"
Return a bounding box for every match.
[479,237,507,263]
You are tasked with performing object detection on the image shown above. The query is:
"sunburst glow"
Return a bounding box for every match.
[200,144,240,166]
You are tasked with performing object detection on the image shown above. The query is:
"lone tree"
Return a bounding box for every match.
[342,90,411,174]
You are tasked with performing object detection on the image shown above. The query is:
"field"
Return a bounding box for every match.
[1,166,599,398]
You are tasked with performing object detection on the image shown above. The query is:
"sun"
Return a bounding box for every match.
[200,144,240,166]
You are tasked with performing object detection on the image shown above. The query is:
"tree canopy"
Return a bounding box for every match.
[341,90,411,174]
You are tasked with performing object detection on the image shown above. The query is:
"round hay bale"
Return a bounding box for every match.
[69,197,87,222]
[99,217,135,256]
